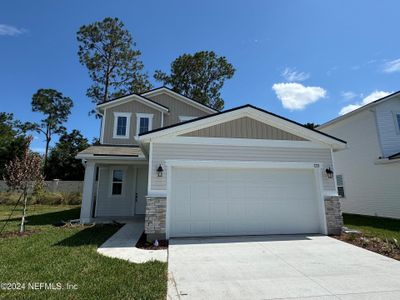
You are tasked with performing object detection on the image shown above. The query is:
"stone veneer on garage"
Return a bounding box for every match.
[144,196,343,240]
[324,196,344,235]
[145,196,167,240]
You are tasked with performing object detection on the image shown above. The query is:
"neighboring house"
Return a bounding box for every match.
[319,92,400,219]
[77,87,346,239]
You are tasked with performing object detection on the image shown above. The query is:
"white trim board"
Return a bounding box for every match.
[154,136,328,148]
[165,160,323,169]
[136,113,154,137]
[100,109,106,144]
[147,142,153,196]
[113,112,131,139]
[97,94,169,113]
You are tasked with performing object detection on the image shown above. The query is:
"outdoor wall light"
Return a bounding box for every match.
[325,167,334,178]
[157,164,164,177]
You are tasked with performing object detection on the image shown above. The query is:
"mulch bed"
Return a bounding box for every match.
[334,233,400,261]
[136,232,168,250]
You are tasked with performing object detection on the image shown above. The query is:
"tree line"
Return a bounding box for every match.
[1,17,236,181]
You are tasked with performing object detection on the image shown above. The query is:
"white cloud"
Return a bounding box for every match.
[341,91,357,101]
[272,82,327,110]
[362,91,390,104]
[281,67,310,82]
[339,104,361,116]
[339,90,391,115]
[383,58,400,73]
[0,24,26,36]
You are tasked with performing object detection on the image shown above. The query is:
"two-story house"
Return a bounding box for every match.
[77,87,346,239]
[319,91,400,219]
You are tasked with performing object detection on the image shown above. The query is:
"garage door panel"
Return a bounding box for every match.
[208,184,226,201]
[210,201,228,218]
[171,221,191,236]
[209,221,228,234]
[190,221,211,235]
[170,166,323,237]
[189,201,209,220]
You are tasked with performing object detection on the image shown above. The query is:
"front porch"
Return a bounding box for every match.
[77,145,149,224]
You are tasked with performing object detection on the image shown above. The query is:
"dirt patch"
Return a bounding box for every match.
[334,233,400,261]
[136,232,168,250]
[0,229,41,239]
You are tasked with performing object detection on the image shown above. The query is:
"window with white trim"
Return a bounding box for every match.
[179,116,196,122]
[136,113,153,136]
[336,175,345,198]
[113,112,131,138]
[395,112,400,133]
[111,169,124,195]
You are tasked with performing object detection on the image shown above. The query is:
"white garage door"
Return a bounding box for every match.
[169,167,324,237]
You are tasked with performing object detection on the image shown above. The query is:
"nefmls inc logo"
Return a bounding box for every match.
[28,282,63,290]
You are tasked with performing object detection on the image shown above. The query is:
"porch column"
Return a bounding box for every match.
[80,161,96,224]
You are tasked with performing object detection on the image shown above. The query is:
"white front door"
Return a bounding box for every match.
[135,166,148,214]
[169,166,324,237]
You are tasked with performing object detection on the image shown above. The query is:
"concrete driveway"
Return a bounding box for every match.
[167,235,400,299]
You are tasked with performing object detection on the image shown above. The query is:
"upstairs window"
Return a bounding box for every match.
[117,117,127,136]
[139,117,149,133]
[336,175,345,198]
[111,169,124,195]
[113,112,131,139]
[136,113,153,136]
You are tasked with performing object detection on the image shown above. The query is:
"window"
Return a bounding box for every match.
[179,116,196,122]
[113,112,131,138]
[139,117,149,134]
[111,169,124,195]
[336,175,345,198]
[117,116,127,135]
[395,113,400,133]
[136,113,153,136]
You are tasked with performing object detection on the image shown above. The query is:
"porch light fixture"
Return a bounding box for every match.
[157,164,164,177]
[325,167,333,179]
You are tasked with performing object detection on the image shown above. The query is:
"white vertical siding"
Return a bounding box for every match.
[151,143,335,193]
[320,109,400,219]
[374,98,400,157]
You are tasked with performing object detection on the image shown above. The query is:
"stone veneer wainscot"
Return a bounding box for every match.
[144,195,344,239]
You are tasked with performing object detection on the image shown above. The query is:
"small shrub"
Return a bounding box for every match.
[0,192,21,205]
[0,191,81,205]
[60,192,82,205]
[346,233,357,242]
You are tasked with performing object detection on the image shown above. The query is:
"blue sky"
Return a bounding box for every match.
[1,1,400,153]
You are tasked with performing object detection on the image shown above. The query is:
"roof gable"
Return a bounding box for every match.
[320,90,400,129]
[182,117,307,141]
[141,87,218,114]
[96,94,169,113]
[139,104,346,149]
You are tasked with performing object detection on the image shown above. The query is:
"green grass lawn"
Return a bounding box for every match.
[0,205,167,300]
[343,213,400,241]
